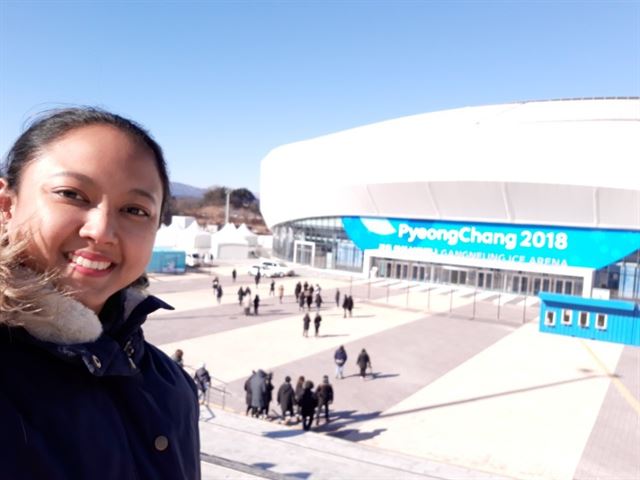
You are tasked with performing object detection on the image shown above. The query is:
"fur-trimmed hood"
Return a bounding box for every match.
[0,266,103,344]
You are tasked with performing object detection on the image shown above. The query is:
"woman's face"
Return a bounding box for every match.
[1,125,163,313]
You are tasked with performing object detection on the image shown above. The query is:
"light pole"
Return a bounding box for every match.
[225,188,232,225]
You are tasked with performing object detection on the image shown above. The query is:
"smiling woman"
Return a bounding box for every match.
[0,108,200,479]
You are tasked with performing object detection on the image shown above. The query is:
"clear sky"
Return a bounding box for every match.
[1,1,638,194]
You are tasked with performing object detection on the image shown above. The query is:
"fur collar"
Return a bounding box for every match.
[1,285,103,345]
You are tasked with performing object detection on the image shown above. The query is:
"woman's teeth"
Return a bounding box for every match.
[69,254,112,271]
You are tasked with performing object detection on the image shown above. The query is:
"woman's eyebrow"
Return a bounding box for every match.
[49,171,157,205]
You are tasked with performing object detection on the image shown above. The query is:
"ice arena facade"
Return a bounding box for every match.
[260,98,640,300]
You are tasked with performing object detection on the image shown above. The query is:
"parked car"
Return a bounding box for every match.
[186,253,201,267]
[248,261,295,277]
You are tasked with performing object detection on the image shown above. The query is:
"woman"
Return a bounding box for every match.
[0,108,200,479]
[357,348,372,380]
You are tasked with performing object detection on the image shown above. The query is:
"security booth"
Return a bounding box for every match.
[147,248,186,274]
[539,293,640,346]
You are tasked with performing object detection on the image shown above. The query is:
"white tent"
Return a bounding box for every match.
[210,223,250,260]
[237,223,259,247]
[176,220,211,253]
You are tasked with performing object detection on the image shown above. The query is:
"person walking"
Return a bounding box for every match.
[334,345,347,379]
[278,284,284,303]
[216,284,223,304]
[253,294,260,315]
[294,281,302,302]
[255,270,261,287]
[277,376,295,424]
[244,292,252,316]
[313,312,322,337]
[315,376,334,425]
[347,295,354,317]
[335,289,341,307]
[262,373,274,419]
[302,313,311,337]
[356,348,372,380]
[306,291,313,311]
[294,376,305,422]
[342,295,349,318]
[194,363,211,404]
[315,292,323,311]
[238,286,245,305]
[249,369,267,417]
[269,280,275,296]
[298,291,306,311]
[298,380,317,431]
[232,268,237,282]
[244,371,255,416]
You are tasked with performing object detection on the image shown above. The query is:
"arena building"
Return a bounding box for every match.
[260,98,640,300]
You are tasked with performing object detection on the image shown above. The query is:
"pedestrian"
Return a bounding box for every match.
[298,290,306,311]
[171,349,184,368]
[249,369,267,417]
[306,291,313,311]
[278,284,284,303]
[244,292,252,316]
[253,294,260,315]
[335,289,341,307]
[303,313,311,337]
[238,286,245,305]
[294,281,302,301]
[315,375,334,425]
[315,292,323,311]
[347,295,354,317]
[298,380,317,431]
[232,268,237,282]
[294,376,305,421]
[356,348,372,380]
[262,372,274,419]
[212,276,219,290]
[194,363,212,404]
[0,107,199,478]
[334,345,348,379]
[315,283,322,295]
[269,279,275,296]
[277,376,295,424]
[244,371,255,415]
[342,295,349,318]
[255,270,261,287]
[314,312,322,337]
[216,284,223,304]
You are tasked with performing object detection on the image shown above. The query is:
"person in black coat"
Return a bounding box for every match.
[347,295,354,317]
[253,294,260,315]
[294,281,302,301]
[294,375,305,421]
[356,348,372,380]
[299,291,306,311]
[244,371,255,415]
[194,363,211,403]
[303,313,311,337]
[261,373,274,419]
[306,291,313,311]
[342,295,349,318]
[334,345,347,379]
[249,369,267,417]
[314,313,322,337]
[298,380,317,431]
[315,375,334,425]
[276,376,295,423]
[238,286,245,305]
[335,289,341,307]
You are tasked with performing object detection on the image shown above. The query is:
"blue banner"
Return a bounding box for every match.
[342,217,640,269]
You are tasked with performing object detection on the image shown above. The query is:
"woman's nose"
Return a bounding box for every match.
[78,206,117,244]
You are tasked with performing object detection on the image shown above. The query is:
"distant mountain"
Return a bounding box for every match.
[170,182,207,199]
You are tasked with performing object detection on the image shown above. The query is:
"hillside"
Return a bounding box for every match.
[166,184,269,234]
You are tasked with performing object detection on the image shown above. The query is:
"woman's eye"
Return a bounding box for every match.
[124,206,150,217]
[54,189,85,201]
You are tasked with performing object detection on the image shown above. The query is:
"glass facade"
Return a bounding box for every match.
[273,216,639,300]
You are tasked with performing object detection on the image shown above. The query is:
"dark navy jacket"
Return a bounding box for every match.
[0,290,201,480]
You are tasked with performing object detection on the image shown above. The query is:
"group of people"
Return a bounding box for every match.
[295,281,324,312]
[302,311,323,337]
[237,286,260,315]
[244,371,335,431]
[334,345,373,380]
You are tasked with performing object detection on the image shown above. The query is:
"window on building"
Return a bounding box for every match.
[561,309,572,326]
[579,311,589,328]
[545,310,556,327]
[595,313,607,330]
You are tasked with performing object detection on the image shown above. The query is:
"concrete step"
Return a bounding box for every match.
[199,407,510,480]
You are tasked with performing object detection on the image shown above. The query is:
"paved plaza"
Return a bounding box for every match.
[144,262,640,480]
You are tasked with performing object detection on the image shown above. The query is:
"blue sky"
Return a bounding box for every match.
[1,1,638,193]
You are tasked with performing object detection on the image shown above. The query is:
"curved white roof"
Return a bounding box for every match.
[260,98,640,230]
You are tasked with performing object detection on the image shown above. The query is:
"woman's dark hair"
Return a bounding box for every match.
[2,107,171,224]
